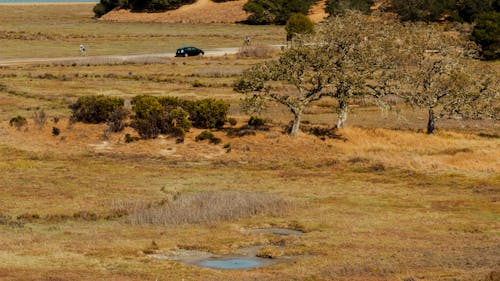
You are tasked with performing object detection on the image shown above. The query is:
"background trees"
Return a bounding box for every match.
[236,12,402,135]
[395,24,499,133]
[285,13,314,41]
[243,0,318,24]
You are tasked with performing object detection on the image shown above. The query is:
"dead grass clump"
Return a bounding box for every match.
[32,109,47,129]
[256,246,283,259]
[432,147,473,155]
[129,191,291,225]
[237,45,277,58]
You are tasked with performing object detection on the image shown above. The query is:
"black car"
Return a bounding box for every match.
[175,46,204,57]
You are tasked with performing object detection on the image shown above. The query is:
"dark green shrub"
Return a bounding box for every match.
[107,108,129,132]
[190,99,229,129]
[125,133,140,143]
[9,116,27,129]
[130,114,162,139]
[325,0,374,15]
[70,95,124,124]
[228,117,238,126]
[52,127,60,136]
[248,116,265,127]
[195,130,214,141]
[209,137,222,144]
[471,12,500,60]
[244,0,318,25]
[285,13,314,41]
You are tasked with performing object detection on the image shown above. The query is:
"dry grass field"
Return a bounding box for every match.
[0,3,499,281]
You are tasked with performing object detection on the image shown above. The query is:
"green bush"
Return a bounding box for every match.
[190,99,229,129]
[195,130,214,141]
[93,0,196,17]
[9,116,27,129]
[285,13,314,41]
[248,116,265,127]
[130,114,162,139]
[107,108,129,132]
[244,0,318,24]
[70,95,124,124]
[471,12,500,60]
[131,95,163,119]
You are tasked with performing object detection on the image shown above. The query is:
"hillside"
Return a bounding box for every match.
[100,0,248,24]
[100,0,329,24]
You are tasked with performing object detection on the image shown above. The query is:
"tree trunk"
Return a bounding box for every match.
[337,100,348,129]
[290,111,302,137]
[427,107,435,134]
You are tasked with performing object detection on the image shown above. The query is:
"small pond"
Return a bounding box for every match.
[196,258,265,270]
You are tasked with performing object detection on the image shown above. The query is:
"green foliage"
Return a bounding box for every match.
[244,0,318,25]
[9,116,27,129]
[190,98,229,129]
[130,95,227,139]
[248,116,265,126]
[107,108,129,132]
[195,130,214,141]
[131,95,163,119]
[471,12,500,59]
[325,0,374,15]
[70,95,124,124]
[392,0,498,22]
[285,13,314,41]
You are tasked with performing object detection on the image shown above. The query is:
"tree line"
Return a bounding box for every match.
[235,12,499,136]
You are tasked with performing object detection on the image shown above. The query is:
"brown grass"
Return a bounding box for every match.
[237,44,279,58]
[127,191,291,225]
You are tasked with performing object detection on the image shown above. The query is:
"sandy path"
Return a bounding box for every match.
[308,0,328,23]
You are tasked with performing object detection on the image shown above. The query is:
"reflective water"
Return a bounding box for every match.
[197,258,264,270]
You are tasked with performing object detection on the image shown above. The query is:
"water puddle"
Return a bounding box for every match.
[196,258,266,269]
[149,247,290,270]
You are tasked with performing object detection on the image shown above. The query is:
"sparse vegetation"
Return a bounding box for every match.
[0,5,498,281]
[9,116,27,130]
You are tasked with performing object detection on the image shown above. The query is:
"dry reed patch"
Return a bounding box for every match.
[126,191,291,225]
[237,45,279,59]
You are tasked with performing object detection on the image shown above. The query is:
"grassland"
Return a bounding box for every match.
[0,3,499,281]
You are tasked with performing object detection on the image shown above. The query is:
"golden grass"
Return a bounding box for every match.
[0,5,499,281]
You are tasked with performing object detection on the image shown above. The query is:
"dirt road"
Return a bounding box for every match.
[0,47,252,66]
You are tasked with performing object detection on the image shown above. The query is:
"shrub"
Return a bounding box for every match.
[248,116,265,127]
[130,114,161,139]
[244,0,318,24]
[107,108,129,132]
[471,12,500,60]
[52,127,60,136]
[285,13,314,41]
[228,117,237,126]
[209,137,222,144]
[131,95,163,119]
[190,99,229,129]
[9,116,27,129]
[125,133,140,143]
[325,0,374,15]
[195,130,214,141]
[70,95,124,124]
